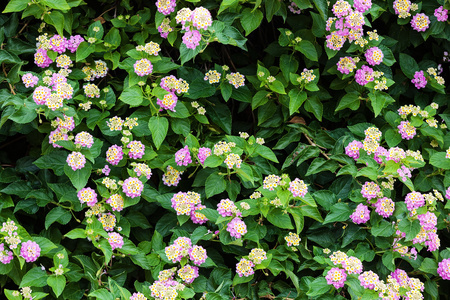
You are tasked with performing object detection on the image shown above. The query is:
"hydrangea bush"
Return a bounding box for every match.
[0,0,449,299]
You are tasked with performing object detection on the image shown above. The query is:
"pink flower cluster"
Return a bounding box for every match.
[122,177,144,198]
[358,271,379,289]
[34,34,83,68]
[411,70,427,89]
[405,191,425,211]
[397,165,412,181]
[175,145,192,166]
[435,6,448,22]
[133,58,153,77]
[67,151,86,171]
[350,203,370,224]
[438,258,450,280]
[345,140,363,160]
[74,131,94,148]
[364,47,383,66]
[108,232,124,250]
[361,181,380,200]
[0,243,13,264]
[156,0,176,15]
[326,267,347,289]
[106,145,124,165]
[288,178,308,197]
[22,73,39,88]
[164,237,207,266]
[127,140,145,159]
[197,147,211,164]
[227,217,247,239]
[411,13,430,32]
[355,65,374,86]
[374,197,395,218]
[398,121,416,140]
[77,187,98,206]
[336,56,356,74]
[217,198,239,217]
[20,240,41,263]
[236,258,255,277]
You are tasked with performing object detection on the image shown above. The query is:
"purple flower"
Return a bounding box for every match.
[345,140,363,160]
[411,13,430,32]
[67,35,84,53]
[108,232,124,250]
[350,203,370,224]
[134,58,153,76]
[227,217,247,238]
[438,259,450,280]
[75,131,94,148]
[34,48,53,68]
[67,152,86,171]
[22,73,39,88]
[236,258,254,277]
[411,70,427,89]
[192,7,212,30]
[365,47,383,66]
[127,140,145,159]
[182,30,202,50]
[217,199,238,217]
[425,231,440,251]
[353,0,372,13]
[405,191,425,211]
[20,240,41,263]
[157,92,178,111]
[0,243,14,264]
[122,177,144,198]
[77,187,98,206]
[355,65,374,86]
[418,212,437,231]
[197,147,211,164]
[361,181,380,200]
[49,35,68,54]
[359,271,379,289]
[175,145,192,166]
[33,86,51,105]
[178,265,199,283]
[374,197,394,218]
[337,56,356,74]
[106,145,123,165]
[189,245,207,265]
[325,267,347,289]
[434,6,448,22]
[156,0,176,15]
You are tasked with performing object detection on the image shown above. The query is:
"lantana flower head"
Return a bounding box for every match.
[332,0,352,17]
[0,243,13,264]
[197,147,211,164]
[34,48,53,68]
[355,65,374,86]
[157,92,178,111]
[22,73,39,88]
[67,152,86,171]
[263,174,281,191]
[411,70,427,89]
[434,6,448,22]
[98,213,116,231]
[325,267,347,289]
[248,248,267,264]
[226,72,245,88]
[122,177,144,198]
[365,47,384,66]
[108,232,124,250]
[405,191,425,211]
[77,187,98,206]
[227,217,247,238]
[342,256,363,274]
[156,0,176,15]
[217,199,238,217]
[224,153,242,169]
[106,194,124,212]
[127,140,145,159]
[75,131,94,148]
[189,245,207,265]
[345,140,363,160]
[438,258,450,280]
[192,7,212,30]
[398,121,416,140]
[337,57,356,74]
[374,197,394,218]
[67,35,84,53]
[33,86,51,105]
[158,18,173,38]
[106,145,124,165]
[359,271,379,289]
[134,58,153,76]
[353,0,372,13]
[285,232,301,246]
[289,178,308,197]
[190,204,208,224]
[411,13,430,32]
[236,258,254,277]
[350,203,370,224]
[49,35,68,54]
[361,181,380,200]
[182,30,202,50]
[162,165,183,186]
[175,146,192,166]
[20,241,41,263]
[178,265,199,284]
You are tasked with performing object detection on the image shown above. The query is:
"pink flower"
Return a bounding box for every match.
[74,131,94,148]
[337,57,356,74]
[190,205,208,224]
[197,147,211,164]
[361,182,380,200]
[189,245,207,265]
[325,267,347,289]
[156,0,176,15]
[434,6,448,22]
[405,191,425,211]
[365,47,383,66]
[77,187,98,206]
[289,178,308,197]
[358,271,379,289]
[374,197,394,218]
[332,0,352,18]
[353,0,372,13]
[22,73,39,88]
[192,7,212,30]
[182,30,202,50]
[134,58,153,76]
[20,240,41,263]
[122,177,144,198]
[106,145,124,165]
[227,217,247,238]
[178,265,199,283]
[33,86,51,105]
[67,152,86,171]
[157,92,178,111]
[49,35,68,54]
[350,203,370,224]
[217,199,238,217]
[175,145,192,166]
[236,258,254,277]
[397,121,416,140]
[34,48,53,68]
[345,140,363,160]
[411,70,427,89]
[425,231,440,251]
[418,212,437,231]
[127,140,145,159]
[0,243,14,264]
[67,35,84,53]
[355,65,374,86]
[108,232,124,250]
[438,258,450,280]
[411,13,430,32]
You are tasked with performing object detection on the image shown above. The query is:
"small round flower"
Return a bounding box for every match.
[75,131,94,148]
[108,232,124,250]
[326,31,346,51]
[130,292,148,300]
[192,7,213,30]
[106,145,124,165]
[165,244,183,263]
[285,232,301,246]
[438,258,450,280]
[22,73,39,88]
[342,256,363,275]
[361,181,380,200]
[67,35,84,53]
[127,141,145,159]
[162,165,182,186]
[224,153,242,169]
[332,0,352,17]
[45,93,64,111]
[49,35,68,54]
[175,146,192,166]
[190,204,208,224]
[204,70,221,84]
[236,258,254,277]
[345,140,363,160]
[122,177,144,198]
[359,271,379,289]
[393,0,411,17]
[226,72,245,88]
[374,197,394,218]
[67,152,86,171]
[248,248,267,265]
[434,6,448,22]
[411,13,430,32]
[133,163,152,179]
[106,194,124,212]
[156,0,176,15]
[134,59,153,77]
[0,243,14,264]
[55,82,73,100]
[263,174,281,191]
[49,129,68,148]
[33,86,51,105]
[417,212,437,231]
[227,217,247,239]
[365,47,384,66]
[350,203,370,224]
[288,1,302,14]
[398,121,416,140]
[189,245,207,266]
[34,48,53,68]
[158,18,173,38]
[217,199,238,217]
[197,147,211,165]
[20,241,41,263]
[337,57,356,74]
[355,65,374,86]
[289,178,308,197]
[77,187,98,206]
[157,92,178,111]
[387,147,406,163]
[178,265,199,284]
[182,30,202,50]
[411,70,427,89]
[98,213,116,231]
[56,54,72,69]
[326,267,347,289]
[84,83,100,98]
[405,191,425,211]
[353,0,372,13]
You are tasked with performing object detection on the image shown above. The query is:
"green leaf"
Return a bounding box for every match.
[323,202,352,224]
[254,145,278,163]
[295,40,318,61]
[42,0,70,10]
[398,218,421,241]
[267,208,293,229]
[268,80,286,94]
[218,0,239,14]
[43,11,65,36]
[76,42,95,62]
[20,267,48,288]
[64,162,92,191]
[419,258,438,276]
[305,158,339,176]
[205,172,227,198]
[306,277,330,297]
[233,273,253,285]
[399,53,419,78]
[119,85,143,106]
[368,91,395,117]
[288,90,307,115]
[148,116,168,150]
[371,220,395,237]
[252,90,270,110]
[336,92,360,112]
[89,289,114,300]
[240,8,263,36]
[45,207,71,229]
[429,152,450,170]
[3,0,29,13]
[304,96,323,121]
[65,228,87,239]
[47,275,66,297]
[300,206,323,222]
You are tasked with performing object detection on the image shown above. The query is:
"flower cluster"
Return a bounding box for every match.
[263,174,281,191]
[236,258,254,277]
[122,177,144,198]
[227,217,247,239]
[20,241,41,263]
[77,187,98,207]
[350,203,370,224]
[175,145,192,166]
[149,268,186,300]
[164,237,207,267]
[197,147,211,164]
[106,145,124,165]
[288,178,308,197]
[411,70,427,89]
[285,232,301,246]
[66,151,86,171]
[162,166,183,187]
